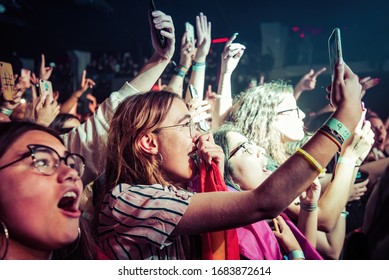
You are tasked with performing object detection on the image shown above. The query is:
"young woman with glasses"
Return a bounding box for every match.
[0,122,85,260]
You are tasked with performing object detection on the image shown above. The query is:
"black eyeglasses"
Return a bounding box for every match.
[277,107,300,118]
[154,118,200,137]
[228,141,255,159]
[0,144,85,177]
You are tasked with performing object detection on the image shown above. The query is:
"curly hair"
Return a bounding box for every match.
[227,81,294,165]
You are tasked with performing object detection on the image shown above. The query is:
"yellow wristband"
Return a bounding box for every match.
[296,148,324,174]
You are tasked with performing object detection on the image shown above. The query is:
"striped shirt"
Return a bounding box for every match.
[98,183,193,260]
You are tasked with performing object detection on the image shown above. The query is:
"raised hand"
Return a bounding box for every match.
[194,12,211,62]
[78,70,96,93]
[294,67,326,100]
[330,61,362,127]
[39,54,53,80]
[149,10,175,60]
[35,95,60,126]
[296,68,326,91]
[359,76,380,98]
[299,178,321,207]
[179,31,196,69]
[220,33,245,75]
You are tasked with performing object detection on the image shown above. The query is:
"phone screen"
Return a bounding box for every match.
[328,28,342,81]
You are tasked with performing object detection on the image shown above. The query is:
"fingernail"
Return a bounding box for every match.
[233,32,239,38]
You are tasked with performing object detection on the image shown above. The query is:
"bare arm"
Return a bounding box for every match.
[173,61,362,237]
[212,35,245,128]
[184,13,211,103]
[166,31,194,97]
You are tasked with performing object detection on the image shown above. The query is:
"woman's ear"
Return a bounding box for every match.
[139,133,158,155]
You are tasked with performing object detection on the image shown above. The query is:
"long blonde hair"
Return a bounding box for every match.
[227,81,294,165]
[105,90,179,192]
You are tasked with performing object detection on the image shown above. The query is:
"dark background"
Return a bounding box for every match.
[1,0,389,118]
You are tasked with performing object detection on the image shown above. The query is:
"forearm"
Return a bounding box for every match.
[212,72,233,129]
[129,53,170,92]
[316,215,346,259]
[166,74,185,97]
[297,209,318,247]
[293,87,303,101]
[318,154,357,231]
[184,63,206,103]
[60,90,83,113]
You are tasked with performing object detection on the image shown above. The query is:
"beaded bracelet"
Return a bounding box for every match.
[288,250,305,260]
[296,148,325,174]
[0,107,13,117]
[300,202,318,212]
[325,118,351,142]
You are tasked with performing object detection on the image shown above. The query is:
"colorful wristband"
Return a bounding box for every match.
[288,250,305,260]
[325,118,351,142]
[0,107,13,117]
[340,210,349,218]
[296,148,324,174]
[192,61,206,71]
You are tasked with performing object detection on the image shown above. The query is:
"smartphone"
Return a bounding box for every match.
[39,79,54,103]
[149,0,167,49]
[185,22,195,46]
[328,28,343,82]
[354,170,369,184]
[189,84,210,132]
[0,61,16,101]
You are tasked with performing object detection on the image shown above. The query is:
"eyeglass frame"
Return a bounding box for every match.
[153,118,199,137]
[0,144,85,177]
[277,107,300,118]
[228,141,255,159]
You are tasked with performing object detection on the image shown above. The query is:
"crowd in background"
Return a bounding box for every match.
[1,7,389,261]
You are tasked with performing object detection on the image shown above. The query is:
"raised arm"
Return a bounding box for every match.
[212,33,245,128]
[173,61,363,236]
[129,10,175,92]
[166,31,195,96]
[39,54,54,81]
[60,70,95,114]
[293,67,326,101]
[62,10,176,185]
[183,12,211,103]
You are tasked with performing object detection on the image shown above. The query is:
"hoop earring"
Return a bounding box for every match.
[156,153,163,165]
[0,221,9,260]
[63,227,81,258]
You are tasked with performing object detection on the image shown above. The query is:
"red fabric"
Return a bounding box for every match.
[199,161,240,260]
